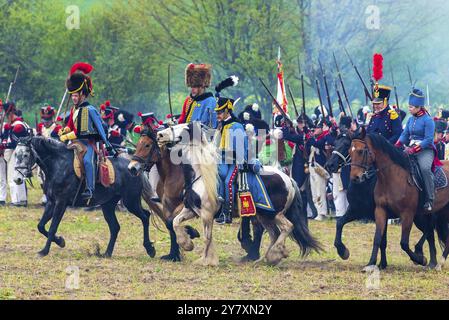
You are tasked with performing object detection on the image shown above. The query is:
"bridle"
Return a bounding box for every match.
[331,149,351,169]
[131,133,161,171]
[349,138,377,181]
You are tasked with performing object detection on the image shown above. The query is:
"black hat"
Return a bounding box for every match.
[339,116,353,130]
[435,120,447,134]
[66,62,94,96]
[41,105,55,120]
[215,97,235,112]
[238,103,261,122]
[4,101,16,115]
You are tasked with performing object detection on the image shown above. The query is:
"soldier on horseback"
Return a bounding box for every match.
[100,101,134,153]
[366,54,403,144]
[395,89,436,212]
[58,62,116,200]
[178,63,217,128]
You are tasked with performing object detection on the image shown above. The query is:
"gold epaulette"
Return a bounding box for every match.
[388,109,399,120]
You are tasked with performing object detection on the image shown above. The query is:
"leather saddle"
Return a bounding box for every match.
[68,141,115,188]
[409,156,447,191]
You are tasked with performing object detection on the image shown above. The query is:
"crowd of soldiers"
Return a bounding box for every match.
[0,59,447,225]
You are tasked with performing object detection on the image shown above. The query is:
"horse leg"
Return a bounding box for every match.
[334,209,357,260]
[195,213,218,266]
[173,208,197,251]
[248,218,264,261]
[123,198,155,258]
[254,219,279,265]
[364,206,387,272]
[38,200,67,257]
[265,214,294,266]
[37,201,65,248]
[101,199,121,258]
[238,217,253,254]
[161,219,182,262]
[436,237,449,271]
[379,221,388,270]
[400,212,428,266]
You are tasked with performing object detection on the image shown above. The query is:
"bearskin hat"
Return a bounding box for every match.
[66,62,94,96]
[339,115,353,130]
[185,63,212,88]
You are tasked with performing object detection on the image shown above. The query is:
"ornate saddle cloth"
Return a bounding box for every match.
[410,157,447,191]
[68,141,116,188]
[237,171,275,217]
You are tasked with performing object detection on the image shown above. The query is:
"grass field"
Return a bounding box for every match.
[0,187,448,300]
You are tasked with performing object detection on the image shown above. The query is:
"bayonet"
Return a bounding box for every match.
[344,48,372,101]
[315,79,325,117]
[319,60,333,117]
[6,65,20,102]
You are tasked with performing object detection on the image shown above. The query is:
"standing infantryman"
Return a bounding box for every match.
[59,62,116,200]
[395,89,437,212]
[178,63,217,128]
[434,120,447,161]
[366,54,403,143]
[0,102,30,207]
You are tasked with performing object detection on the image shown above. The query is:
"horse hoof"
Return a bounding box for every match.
[185,226,200,239]
[146,246,156,258]
[161,254,181,262]
[56,237,66,248]
[378,263,388,270]
[362,265,378,273]
[337,247,350,260]
[101,253,112,259]
[37,250,48,258]
[427,263,437,270]
[435,264,443,272]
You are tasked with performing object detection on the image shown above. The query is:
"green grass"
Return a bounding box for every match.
[0,187,448,300]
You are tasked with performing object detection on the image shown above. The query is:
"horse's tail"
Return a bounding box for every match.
[434,213,449,251]
[285,181,323,256]
[141,172,166,233]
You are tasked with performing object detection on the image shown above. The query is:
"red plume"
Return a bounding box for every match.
[56,116,63,122]
[158,121,163,125]
[46,105,52,111]
[372,53,383,82]
[137,112,143,117]
[100,104,106,111]
[105,100,111,107]
[70,62,94,76]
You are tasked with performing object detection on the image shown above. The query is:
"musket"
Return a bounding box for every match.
[318,60,333,117]
[344,48,372,101]
[315,79,325,117]
[55,89,68,120]
[335,82,346,116]
[301,74,306,116]
[390,67,400,108]
[407,65,413,88]
[6,66,20,102]
[287,85,299,118]
[332,52,353,118]
[168,64,173,119]
[259,78,293,127]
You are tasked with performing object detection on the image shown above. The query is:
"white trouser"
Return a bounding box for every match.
[147,165,160,199]
[309,165,328,217]
[0,156,7,202]
[332,173,349,217]
[4,149,27,203]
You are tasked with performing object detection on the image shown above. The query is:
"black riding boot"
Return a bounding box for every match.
[215,203,232,225]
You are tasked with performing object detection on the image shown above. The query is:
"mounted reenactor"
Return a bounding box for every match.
[36,105,62,140]
[366,54,403,144]
[214,97,274,224]
[238,103,270,158]
[395,89,437,212]
[58,62,116,200]
[178,63,217,128]
[133,112,163,134]
[100,100,134,152]
[434,120,447,161]
[0,102,30,206]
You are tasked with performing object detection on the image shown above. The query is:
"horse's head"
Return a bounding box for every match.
[349,127,375,184]
[325,131,352,173]
[14,135,35,185]
[128,127,161,176]
[156,123,190,145]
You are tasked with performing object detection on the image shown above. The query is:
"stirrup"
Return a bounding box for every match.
[423,201,433,213]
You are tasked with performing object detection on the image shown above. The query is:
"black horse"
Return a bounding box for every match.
[325,130,438,268]
[14,135,156,258]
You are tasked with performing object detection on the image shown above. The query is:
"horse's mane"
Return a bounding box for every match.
[185,123,219,205]
[32,136,69,154]
[366,133,410,171]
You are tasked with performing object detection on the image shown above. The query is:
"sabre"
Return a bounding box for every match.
[426,84,430,107]
[287,85,299,118]
[344,48,372,101]
[55,89,68,120]
[259,78,292,127]
[333,52,353,118]
[168,64,173,119]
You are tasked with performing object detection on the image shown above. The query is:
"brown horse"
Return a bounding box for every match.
[350,128,449,271]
